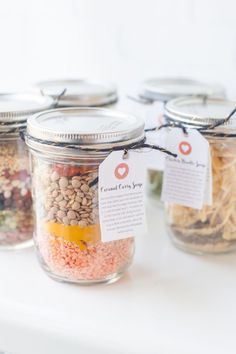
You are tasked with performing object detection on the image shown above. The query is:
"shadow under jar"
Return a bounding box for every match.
[26,107,144,284]
[130,78,225,206]
[165,96,236,254]
[0,93,54,249]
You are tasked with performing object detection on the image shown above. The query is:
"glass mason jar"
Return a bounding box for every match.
[35,79,118,108]
[165,96,236,254]
[26,107,144,284]
[0,93,54,249]
[129,78,225,206]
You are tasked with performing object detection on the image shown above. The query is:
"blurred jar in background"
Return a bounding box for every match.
[35,79,118,108]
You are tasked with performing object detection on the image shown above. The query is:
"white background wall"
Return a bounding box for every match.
[0,0,235,96]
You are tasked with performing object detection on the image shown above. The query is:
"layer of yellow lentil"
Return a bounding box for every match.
[45,222,101,249]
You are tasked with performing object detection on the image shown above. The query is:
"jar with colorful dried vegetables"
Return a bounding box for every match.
[0,93,54,249]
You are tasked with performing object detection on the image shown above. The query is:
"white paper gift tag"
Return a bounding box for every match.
[99,151,147,242]
[161,129,211,209]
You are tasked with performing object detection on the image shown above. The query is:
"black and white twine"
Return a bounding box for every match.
[20,131,177,158]
[18,131,177,188]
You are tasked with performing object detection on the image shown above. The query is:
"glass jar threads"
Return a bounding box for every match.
[136,78,225,206]
[35,79,118,108]
[0,93,54,249]
[26,107,144,284]
[164,96,236,254]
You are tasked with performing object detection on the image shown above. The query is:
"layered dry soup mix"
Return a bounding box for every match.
[34,160,134,282]
[0,140,33,246]
[26,106,145,283]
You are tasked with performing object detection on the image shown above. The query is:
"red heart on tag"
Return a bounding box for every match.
[114,163,129,180]
[179,141,192,155]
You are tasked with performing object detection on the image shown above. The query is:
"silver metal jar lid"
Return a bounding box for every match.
[165,96,236,135]
[35,79,118,107]
[0,93,55,123]
[26,107,145,153]
[139,78,225,102]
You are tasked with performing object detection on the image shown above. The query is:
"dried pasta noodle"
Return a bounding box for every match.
[168,139,236,252]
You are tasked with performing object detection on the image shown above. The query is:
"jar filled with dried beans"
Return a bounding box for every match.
[165,96,236,254]
[129,78,225,206]
[26,107,144,284]
[35,79,118,108]
[0,93,54,249]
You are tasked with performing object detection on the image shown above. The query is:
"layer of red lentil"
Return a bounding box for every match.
[39,234,134,281]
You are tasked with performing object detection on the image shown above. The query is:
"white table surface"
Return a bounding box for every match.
[0,204,236,354]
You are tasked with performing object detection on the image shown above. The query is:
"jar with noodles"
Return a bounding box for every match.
[165,96,236,254]
[26,107,144,284]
